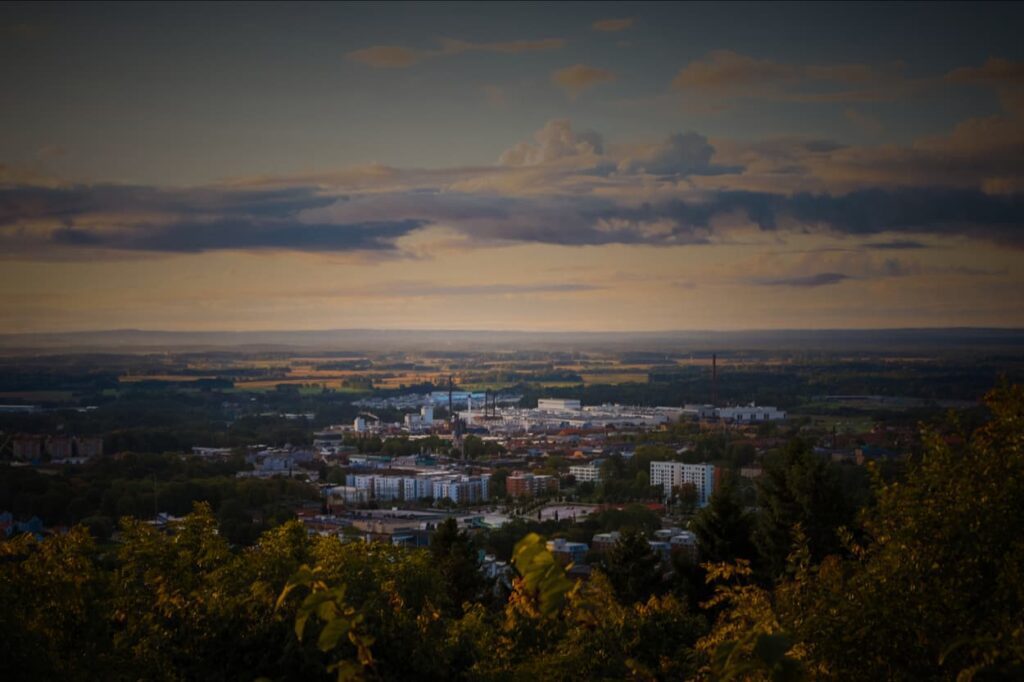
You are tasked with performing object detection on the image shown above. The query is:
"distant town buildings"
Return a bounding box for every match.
[342,392,784,437]
[11,434,103,461]
[236,447,318,480]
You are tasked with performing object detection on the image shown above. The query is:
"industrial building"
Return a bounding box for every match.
[682,403,786,423]
[537,398,581,411]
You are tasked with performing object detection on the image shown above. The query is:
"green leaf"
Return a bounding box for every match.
[317,616,352,652]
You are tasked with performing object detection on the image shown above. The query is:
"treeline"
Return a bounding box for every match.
[0,509,707,681]
[0,453,319,545]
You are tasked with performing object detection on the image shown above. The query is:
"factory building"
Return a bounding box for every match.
[537,398,582,412]
[715,404,786,423]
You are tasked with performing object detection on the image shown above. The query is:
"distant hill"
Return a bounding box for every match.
[0,327,1022,355]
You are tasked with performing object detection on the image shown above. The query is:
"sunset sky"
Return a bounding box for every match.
[2,1,1023,332]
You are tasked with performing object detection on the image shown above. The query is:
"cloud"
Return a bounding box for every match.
[617,132,736,176]
[703,112,1024,195]
[945,57,1024,115]
[861,240,927,250]
[347,37,565,68]
[372,282,603,298]
[757,272,851,287]
[592,18,634,32]
[946,57,1024,88]
[4,117,1024,260]
[0,184,425,255]
[499,119,604,166]
[4,180,1024,257]
[551,64,616,97]
[673,50,798,93]
[845,108,884,136]
[672,50,918,103]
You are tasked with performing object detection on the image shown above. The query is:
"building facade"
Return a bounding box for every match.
[649,461,719,506]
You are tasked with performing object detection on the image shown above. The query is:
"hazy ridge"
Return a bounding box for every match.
[1,327,1022,354]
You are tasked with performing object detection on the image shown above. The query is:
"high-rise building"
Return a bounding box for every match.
[649,461,719,506]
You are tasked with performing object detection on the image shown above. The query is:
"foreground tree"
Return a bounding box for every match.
[753,439,853,579]
[601,527,663,604]
[692,473,757,565]
[430,517,484,613]
[702,384,1024,680]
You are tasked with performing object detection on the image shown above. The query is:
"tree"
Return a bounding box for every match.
[488,468,510,500]
[702,384,1024,680]
[753,439,853,578]
[775,384,1024,679]
[430,518,484,613]
[692,474,756,565]
[601,528,662,604]
[674,482,700,514]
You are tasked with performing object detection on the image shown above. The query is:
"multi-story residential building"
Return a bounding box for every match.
[45,435,73,459]
[373,476,405,501]
[345,473,489,505]
[327,485,371,506]
[12,435,43,460]
[74,436,104,458]
[506,471,559,498]
[569,461,603,483]
[649,461,719,506]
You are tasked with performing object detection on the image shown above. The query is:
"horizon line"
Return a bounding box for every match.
[3,325,1024,337]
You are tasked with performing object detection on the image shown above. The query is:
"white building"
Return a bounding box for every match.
[327,485,370,506]
[345,472,489,505]
[537,398,582,412]
[670,531,699,562]
[715,403,786,423]
[546,538,589,565]
[649,461,718,506]
[569,462,603,483]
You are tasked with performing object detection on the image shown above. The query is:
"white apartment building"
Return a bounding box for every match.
[649,461,718,506]
[569,462,603,483]
[346,472,488,504]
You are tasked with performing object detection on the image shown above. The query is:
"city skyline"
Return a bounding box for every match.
[2,2,1023,332]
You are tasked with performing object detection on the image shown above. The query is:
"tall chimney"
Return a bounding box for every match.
[712,353,718,407]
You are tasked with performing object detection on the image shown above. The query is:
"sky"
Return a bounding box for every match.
[1,1,1023,332]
